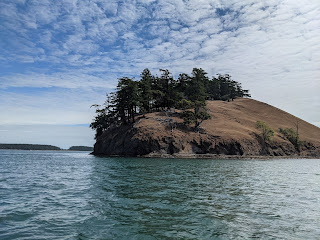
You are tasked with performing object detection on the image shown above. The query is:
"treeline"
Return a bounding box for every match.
[68,146,93,151]
[91,68,250,138]
[0,144,61,150]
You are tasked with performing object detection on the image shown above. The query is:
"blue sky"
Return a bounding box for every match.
[0,0,319,148]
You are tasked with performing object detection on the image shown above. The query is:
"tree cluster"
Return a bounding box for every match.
[91,68,251,138]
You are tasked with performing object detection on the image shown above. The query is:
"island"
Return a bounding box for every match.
[90,68,320,158]
[0,144,61,150]
[68,146,94,151]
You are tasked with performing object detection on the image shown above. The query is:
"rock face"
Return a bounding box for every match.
[93,98,320,158]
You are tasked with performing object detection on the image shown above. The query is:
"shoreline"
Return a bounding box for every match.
[91,152,320,160]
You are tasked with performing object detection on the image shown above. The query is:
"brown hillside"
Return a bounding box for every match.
[204,98,320,143]
[93,98,320,157]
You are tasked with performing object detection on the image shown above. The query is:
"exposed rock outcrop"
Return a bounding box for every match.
[93,98,320,158]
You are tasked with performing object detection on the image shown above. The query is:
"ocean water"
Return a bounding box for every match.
[0,150,319,240]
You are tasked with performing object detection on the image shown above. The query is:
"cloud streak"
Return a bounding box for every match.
[0,0,319,131]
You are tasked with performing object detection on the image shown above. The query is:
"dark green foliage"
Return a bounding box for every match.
[279,127,301,151]
[195,111,211,128]
[176,99,194,110]
[181,110,212,128]
[181,111,196,125]
[182,68,210,128]
[185,68,208,104]
[116,77,139,124]
[208,74,251,101]
[158,69,181,109]
[139,68,153,113]
[196,111,212,123]
[90,93,117,139]
[91,68,250,136]
[176,73,189,93]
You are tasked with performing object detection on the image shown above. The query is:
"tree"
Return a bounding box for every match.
[195,111,211,128]
[208,76,221,100]
[181,68,211,128]
[153,69,181,110]
[139,68,154,113]
[90,93,117,138]
[185,68,208,105]
[208,74,251,101]
[116,77,139,124]
[180,110,211,129]
[181,110,196,125]
[279,125,302,151]
[176,73,190,94]
[256,121,274,143]
[176,99,194,110]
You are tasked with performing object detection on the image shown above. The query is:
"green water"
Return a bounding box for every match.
[0,150,319,239]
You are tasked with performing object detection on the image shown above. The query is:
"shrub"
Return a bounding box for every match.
[256,121,274,143]
[279,127,301,151]
[181,110,196,125]
[176,99,194,110]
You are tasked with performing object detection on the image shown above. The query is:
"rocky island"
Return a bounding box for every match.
[93,98,320,158]
[91,68,320,158]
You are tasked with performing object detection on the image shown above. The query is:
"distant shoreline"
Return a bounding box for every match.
[0,144,93,151]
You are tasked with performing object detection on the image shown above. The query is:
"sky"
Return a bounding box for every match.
[0,0,319,149]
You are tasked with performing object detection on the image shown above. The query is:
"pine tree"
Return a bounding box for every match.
[116,77,139,124]
[139,68,153,113]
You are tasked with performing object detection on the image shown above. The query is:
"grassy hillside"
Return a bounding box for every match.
[93,98,320,157]
[203,98,320,143]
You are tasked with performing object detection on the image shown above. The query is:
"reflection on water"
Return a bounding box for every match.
[0,150,319,239]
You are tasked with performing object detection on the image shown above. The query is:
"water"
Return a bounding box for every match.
[0,150,319,239]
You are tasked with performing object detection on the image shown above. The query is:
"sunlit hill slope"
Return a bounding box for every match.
[93,98,320,158]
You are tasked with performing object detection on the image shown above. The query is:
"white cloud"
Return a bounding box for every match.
[0,71,116,89]
[0,0,319,133]
[0,87,108,125]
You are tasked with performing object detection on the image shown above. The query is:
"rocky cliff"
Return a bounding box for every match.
[93,98,320,158]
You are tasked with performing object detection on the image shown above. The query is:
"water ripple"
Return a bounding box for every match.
[0,150,319,239]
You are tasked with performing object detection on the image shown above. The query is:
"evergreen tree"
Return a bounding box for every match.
[176,73,190,94]
[184,68,208,118]
[208,76,221,100]
[181,68,210,129]
[185,68,208,105]
[90,93,117,138]
[139,68,153,113]
[116,77,139,124]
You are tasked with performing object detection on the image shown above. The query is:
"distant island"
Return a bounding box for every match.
[90,68,320,158]
[0,144,93,151]
[68,146,93,151]
[0,144,61,150]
